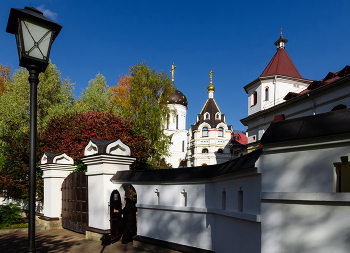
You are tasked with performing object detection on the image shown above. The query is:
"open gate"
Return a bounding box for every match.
[61,172,88,234]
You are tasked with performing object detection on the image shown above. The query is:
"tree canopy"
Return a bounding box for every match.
[76,73,116,113]
[0,62,75,199]
[38,111,150,170]
[0,61,176,199]
[111,62,176,166]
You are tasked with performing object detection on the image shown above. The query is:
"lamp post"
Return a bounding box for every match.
[6,7,62,253]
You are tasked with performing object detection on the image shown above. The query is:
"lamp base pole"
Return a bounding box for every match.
[27,65,40,253]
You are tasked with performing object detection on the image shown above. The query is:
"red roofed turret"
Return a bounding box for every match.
[260,30,302,79]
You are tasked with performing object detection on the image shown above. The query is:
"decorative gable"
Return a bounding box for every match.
[84,138,131,156]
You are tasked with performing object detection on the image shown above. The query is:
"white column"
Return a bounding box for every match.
[40,153,75,219]
[83,154,135,232]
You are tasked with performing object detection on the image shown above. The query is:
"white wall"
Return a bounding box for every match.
[260,136,350,253]
[131,170,261,252]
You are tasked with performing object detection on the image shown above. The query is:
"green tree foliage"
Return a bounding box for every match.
[38,111,150,170]
[111,62,175,166]
[0,203,22,226]
[76,73,116,113]
[0,62,75,199]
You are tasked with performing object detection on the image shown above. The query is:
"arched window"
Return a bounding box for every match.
[331,104,347,111]
[202,148,208,153]
[251,91,257,106]
[215,112,221,120]
[204,112,210,120]
[217,148,223,153]
[265,87,269,101]
[202,127,208,137]
[218,127,224,137]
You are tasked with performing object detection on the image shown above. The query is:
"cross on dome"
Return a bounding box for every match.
[170,62,176,82]
[207,69,215,92]
[274,28,288,49]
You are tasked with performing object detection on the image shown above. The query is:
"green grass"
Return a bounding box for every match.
[0,223,28,230]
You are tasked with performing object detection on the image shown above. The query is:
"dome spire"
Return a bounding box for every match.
[207,69,215,98]
[260,30,302,78]
[274,28,288,49]
[170,62,176,83]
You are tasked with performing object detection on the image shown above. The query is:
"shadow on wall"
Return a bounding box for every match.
[263,200,350,253]
[261,142,350,253]
[137,185,213,250]
[262,145,350,192]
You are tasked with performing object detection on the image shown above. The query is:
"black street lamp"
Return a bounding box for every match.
[6,7,62,253]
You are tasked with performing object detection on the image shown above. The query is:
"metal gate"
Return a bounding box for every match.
[61,172,88,234]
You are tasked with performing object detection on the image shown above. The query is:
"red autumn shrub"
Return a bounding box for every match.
[38,111,151,170]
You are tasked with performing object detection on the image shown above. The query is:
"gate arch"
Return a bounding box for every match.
[61,172,88,234]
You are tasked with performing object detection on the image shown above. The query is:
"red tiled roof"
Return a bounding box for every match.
[260,48,302,79]
[284,65,350,101]
[232,132,248,145]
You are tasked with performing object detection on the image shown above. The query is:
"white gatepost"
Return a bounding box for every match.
[40,152,75,229]
[82,138,135,240]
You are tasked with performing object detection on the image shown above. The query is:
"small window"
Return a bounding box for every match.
[265,87,269,101]
[238,187,243,212]
[218,127,224,137]
[251,91,257,106]
[202,148,208,153]
[182,141,184,152]
[176,115,179,129]
[202,127,208,137]
[217,149,223,153]
[222,188,226,210]
[215,113,221,120]
[204,112,210,120]
[335,158,350,192]
[154,189,160,205]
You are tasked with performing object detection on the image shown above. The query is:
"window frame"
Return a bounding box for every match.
[202,127,209,137]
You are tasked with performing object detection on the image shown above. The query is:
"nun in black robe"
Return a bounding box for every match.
[114,197,137,244]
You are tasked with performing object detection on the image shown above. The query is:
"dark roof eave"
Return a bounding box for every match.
[111,149,263,183]
[260,108,350,144]
[240,74,350,125]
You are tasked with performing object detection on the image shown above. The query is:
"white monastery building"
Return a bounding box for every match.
[163,88,188,168]
[187,70,233,167]
[164,65,235,168]
[241,31,350,147]
[163,63,189,168]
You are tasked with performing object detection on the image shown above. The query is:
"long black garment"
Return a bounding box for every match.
[119,198,137,243]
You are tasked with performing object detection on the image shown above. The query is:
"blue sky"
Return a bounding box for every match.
[2,1,350,131]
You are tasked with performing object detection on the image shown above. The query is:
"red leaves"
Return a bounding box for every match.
[38,111,150,168]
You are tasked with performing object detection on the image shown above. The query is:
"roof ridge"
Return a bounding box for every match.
[260,48,302,78]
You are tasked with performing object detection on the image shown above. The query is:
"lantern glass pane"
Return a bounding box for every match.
[20,19,52,60]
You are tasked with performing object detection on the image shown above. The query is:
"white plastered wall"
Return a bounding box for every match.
[41,154,76,218]
[260,136,350,253]
[131,169,261,252]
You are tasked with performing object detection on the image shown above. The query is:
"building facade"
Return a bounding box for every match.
[163,89,188,168]
[187,71,233,166]
[241,32,350,148]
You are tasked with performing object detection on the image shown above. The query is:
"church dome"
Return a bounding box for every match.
[207,83,215,92]
[166,89,188,106]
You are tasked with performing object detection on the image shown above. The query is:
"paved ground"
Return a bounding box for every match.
[0,228,135,253]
